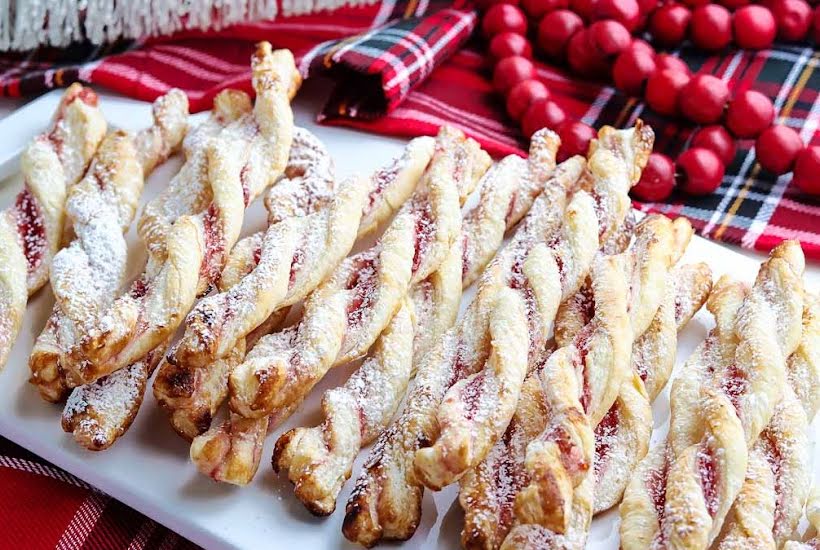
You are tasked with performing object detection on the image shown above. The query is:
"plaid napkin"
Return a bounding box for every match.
[0,437,197,549]
[1,11,816,259]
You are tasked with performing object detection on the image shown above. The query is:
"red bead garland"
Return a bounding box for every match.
[478,0,820,199]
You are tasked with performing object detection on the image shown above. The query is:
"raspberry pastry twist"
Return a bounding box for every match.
[661,240,805,548]
[227,126,490,422]
[456,213,702,549]
[54,89,256,450]
[342,155,588,548]
[29,90,189,404]
[155,164,365,439]
[191,129,489,485]
[61,42,301,387]
[715,297,817,549]
[271,132,560,514]
[413,123,654,492]
[621,242,808,550]
[620,277,750,550]
[156,135,435,438]
[593,261,712,514]
[514,254,630,534]
[714,386,810,549]
[0,84,106,371]
[169,130,435,443]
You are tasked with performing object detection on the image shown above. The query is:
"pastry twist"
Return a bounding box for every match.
[153,127,338,439]
[271,131,560,515]
[190,127,489,486]
[456,212,703,549]
[342,154,587,548]
[412,123,654,492]
[29,90,188,404]
[160,133,434,441]
[227,126,490,422]
[54,89,253,450]
[61,42,301,387]
[592,261,712,514]
[621,242,808,550]
[0,84,106,371]
[620,277,750,550]
[514,254,629,535]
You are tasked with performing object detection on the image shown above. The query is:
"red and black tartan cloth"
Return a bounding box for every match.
[0,3,817,259]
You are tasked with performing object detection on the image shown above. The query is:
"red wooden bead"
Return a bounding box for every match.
[490,32,534,60]
[493,56,536,93]
[633,153,676,201]
[482,4,529,37]
[719,0,750,8]
[679,74,729,124]
[557,121,597,161]
[733,6,777,49]
[771,0,812,41]
[537,9,585,58]
[690,5,732,51]
[655,53,691,75]
[507,79,550,121]
[677,147,726,195]
[814,5,820,44]
[567,29,610,77]
[593,0,641,30]
[649,3,692,47]
[587,20,633,58]
[793,145,820,195]
[692,125,737,165]
[637,0,659,15]
[726,90,775,138]
[477,0,520,8]
[521,0,569,18]
[646,69,691,116]
[755,125,804,174]
[522,99,567,137]
[613,46,657,96]
[570,0,598,20]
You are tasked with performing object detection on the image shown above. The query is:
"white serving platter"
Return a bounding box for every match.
[0,84,818,550]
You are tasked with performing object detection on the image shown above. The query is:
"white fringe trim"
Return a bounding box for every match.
[0,0,380,51]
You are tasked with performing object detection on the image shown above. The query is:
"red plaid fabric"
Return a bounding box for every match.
[0,438,199,549]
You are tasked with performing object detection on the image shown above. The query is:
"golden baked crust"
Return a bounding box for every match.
[61,43,300,387]
[413,123,654,495]
[0,84,105,372]
[29,90,188,405]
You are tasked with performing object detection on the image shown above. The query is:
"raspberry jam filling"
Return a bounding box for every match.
[545,423,587,474]
[594,402,620,479]
[15,187,47,273]
[760,430,785,525]
[240,165,251,206]
[201,204,225,285]
[573,328,593,414]
[288,247,305,288]
[346,255,378,327]
[461,373,485,421]
[721,363,748,412]
[697,443,719,517]
[368,163,399,209]
[412,204,434,274]
[461,234,470,277]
